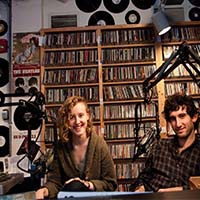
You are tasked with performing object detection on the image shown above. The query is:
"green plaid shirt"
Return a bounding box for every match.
[131,135,200,192]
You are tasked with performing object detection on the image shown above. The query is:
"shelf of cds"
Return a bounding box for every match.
[40,21,200,191]
[159,21,200,105]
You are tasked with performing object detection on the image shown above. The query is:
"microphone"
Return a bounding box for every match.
[31,148,54,177]
[133,125,161,161]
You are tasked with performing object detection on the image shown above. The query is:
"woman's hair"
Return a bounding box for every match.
[163,93,199,129]
[58,96,94,142]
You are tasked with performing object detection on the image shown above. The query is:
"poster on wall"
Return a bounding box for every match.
[12,32,40,94]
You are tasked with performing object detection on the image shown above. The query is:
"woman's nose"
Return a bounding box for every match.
[75,116,80,123]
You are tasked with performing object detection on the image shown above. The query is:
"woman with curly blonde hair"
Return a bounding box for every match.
[57,95,94,141]
[36,96,117,199]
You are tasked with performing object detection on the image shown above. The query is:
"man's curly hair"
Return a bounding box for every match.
[163,93,199,130]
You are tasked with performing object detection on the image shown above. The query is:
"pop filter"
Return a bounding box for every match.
[14,101,42,131]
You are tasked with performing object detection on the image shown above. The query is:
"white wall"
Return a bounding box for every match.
[12,0,197,33]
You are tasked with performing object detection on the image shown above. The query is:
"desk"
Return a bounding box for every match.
[1,190,200,200]
[57,190,200,200]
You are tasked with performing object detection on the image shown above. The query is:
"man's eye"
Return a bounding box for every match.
[169,117,175,122]
[179,114,186,118]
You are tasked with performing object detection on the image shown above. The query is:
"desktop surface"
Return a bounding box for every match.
[1,189,200,200]
[57,190,200,200]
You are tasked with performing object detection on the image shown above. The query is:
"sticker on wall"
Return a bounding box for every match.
[103,0,129,13]
[0,126,9,157]
[189,7,200,21]
[189,0,200,7]
[131,0,156,10]
[0,20,8,37]
[75,0,102,13]
[88,11,115,26]
[12,64,40,94]
[0,58,9,87]
[0,39,8,53]
[125,10,141,24]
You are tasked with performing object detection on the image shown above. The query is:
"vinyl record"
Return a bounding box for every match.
[189,7,200,21]
[131,0,156,10]
[0,126,9,157]
[75,0,102,13]
[103,0,129,14]
[165,0,184,5]
[0,58,9,87]
[125,10,140,24]
[189,0,200,7]
[88,11,115,26]
[0,20,8,36]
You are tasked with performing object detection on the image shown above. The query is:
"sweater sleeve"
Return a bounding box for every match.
[90,137,117,191]
[43,155,65,198]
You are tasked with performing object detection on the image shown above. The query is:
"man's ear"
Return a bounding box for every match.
[192,113,199,123]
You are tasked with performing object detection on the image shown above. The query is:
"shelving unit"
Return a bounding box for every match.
[40,21,200,191]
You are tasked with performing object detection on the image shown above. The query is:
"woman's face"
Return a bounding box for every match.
[67,102,89,137]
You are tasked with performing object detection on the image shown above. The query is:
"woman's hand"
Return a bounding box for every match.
[65,177,95,191]
[35,187,49,199]
[134,185,145,192]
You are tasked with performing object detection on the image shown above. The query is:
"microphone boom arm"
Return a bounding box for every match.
[143,41,200,99]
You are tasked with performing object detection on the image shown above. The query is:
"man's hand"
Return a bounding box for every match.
[158,186,183,192]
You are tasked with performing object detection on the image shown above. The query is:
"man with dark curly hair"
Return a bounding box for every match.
[130,93,200,192]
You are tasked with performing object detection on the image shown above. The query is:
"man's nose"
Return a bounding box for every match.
[176,118,182,127]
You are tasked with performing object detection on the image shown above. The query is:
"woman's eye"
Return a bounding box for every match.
[69,115,74,120]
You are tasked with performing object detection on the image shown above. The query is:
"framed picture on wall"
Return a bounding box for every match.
[50,14,77,28]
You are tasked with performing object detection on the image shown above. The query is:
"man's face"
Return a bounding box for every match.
[168,106,198,139]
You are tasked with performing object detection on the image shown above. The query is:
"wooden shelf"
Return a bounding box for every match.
[40,21,200,191]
